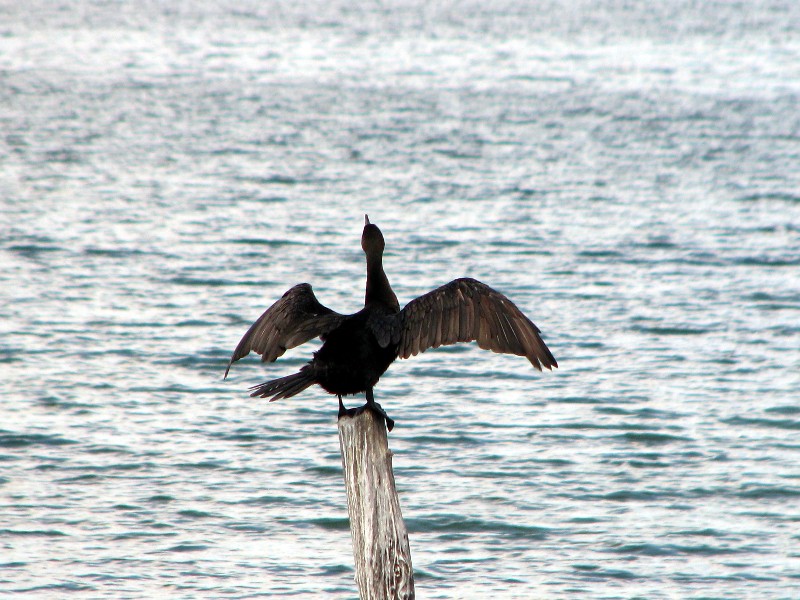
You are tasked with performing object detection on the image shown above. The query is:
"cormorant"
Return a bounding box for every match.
[224,216,557,430]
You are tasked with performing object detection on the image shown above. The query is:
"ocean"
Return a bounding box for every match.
[1,1,799,597]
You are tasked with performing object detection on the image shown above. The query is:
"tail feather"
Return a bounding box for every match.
[249,370,316,401]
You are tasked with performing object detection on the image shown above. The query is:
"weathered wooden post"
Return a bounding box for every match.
[337,409,415,600]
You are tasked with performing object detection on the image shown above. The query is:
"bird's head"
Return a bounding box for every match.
[361,214,385,256]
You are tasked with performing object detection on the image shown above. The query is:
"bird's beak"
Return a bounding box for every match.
[365,214,370,225]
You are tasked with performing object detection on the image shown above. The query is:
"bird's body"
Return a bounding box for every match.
[310,305,399,397]
[225,216,556,430]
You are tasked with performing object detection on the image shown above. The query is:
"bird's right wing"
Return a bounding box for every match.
[394,278,557,371]
[224,283,345,378]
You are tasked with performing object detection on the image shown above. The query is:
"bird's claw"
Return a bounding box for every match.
[337,400,395,431]
[367,401,395,432]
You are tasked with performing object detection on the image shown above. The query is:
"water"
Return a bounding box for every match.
[2,1,800,597]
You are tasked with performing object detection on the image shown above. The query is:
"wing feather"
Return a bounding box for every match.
[457,289,469,341]
[224,283,344,378]
[396,278,557,370]
[431,294,443,349]
[502,312,526,355]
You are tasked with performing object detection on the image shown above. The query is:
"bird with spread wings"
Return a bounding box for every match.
[225,216,556,430]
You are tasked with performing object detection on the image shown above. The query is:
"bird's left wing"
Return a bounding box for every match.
[224,283,345,378]
[394,277,557,370]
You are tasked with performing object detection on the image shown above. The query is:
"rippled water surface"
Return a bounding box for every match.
[2,1,800,598]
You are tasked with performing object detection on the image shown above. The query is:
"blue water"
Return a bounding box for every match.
[2,1,800,598]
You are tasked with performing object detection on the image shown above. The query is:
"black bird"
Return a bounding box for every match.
[224,216,556,430]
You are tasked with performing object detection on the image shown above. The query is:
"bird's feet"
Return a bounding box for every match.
[337,395,395,431]
[338,396,360,419]
[365,400,395,432]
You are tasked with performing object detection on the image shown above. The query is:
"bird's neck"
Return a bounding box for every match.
[365,254,399,311]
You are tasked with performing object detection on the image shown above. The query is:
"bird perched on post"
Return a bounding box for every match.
[225,216,557,430]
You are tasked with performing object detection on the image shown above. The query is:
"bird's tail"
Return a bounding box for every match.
[249,370,316,402]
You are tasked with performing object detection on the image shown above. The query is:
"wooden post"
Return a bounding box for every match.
[337,409,415,600]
